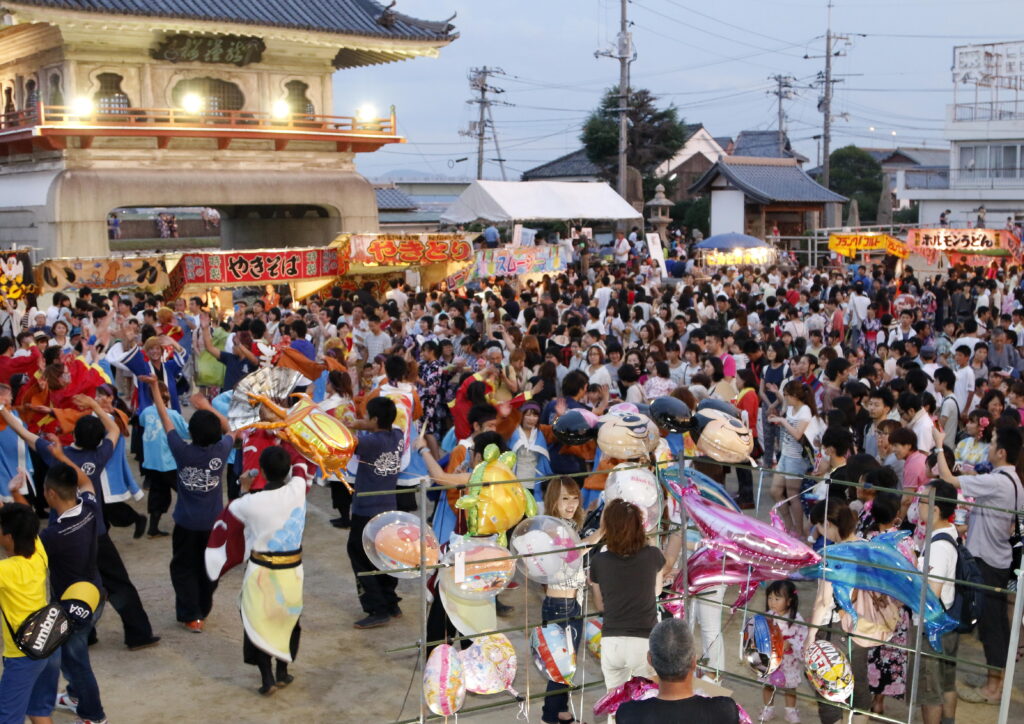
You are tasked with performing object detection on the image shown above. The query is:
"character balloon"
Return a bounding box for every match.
[551,409,600,445]
[423,644,466,715]
[804,641,854,703]
[743,615,785,677]
[605,464,662,531]
[438,538,515,600]
[649,396,692,432]
[509,516,583,585]
[530,624,576,685]
[585,618,603,660]
[597,409,660,460]
[459,634,518,697]
[455,444,536,538]
[362,511,440,579]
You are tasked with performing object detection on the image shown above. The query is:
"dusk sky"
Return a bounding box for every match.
[339,0,1020,181]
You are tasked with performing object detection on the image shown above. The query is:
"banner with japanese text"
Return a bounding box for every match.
[345,233,473,267]
[907,228,1022,265]
[475,245,565,278]
[166,248,338,299]
[828,233,909,259]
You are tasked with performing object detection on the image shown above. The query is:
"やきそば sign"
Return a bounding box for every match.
[166,248,338,299]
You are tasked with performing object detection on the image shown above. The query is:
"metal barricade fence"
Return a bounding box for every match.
[350,455,1023,724]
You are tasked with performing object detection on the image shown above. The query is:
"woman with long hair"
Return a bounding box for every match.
[768,381,817,538]
[590,499,664,692]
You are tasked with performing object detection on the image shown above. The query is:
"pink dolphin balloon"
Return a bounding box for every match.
[681,486,820,570]
[676,547,797,610]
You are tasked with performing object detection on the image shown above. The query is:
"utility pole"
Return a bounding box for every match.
[617,0,630,200]
[768,74,796,155]
[485,103,508,181]
[806,1,848,226]
[463,67,506,180]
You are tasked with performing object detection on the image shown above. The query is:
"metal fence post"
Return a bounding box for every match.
[998,563,1024,723]
[418,482,428,724]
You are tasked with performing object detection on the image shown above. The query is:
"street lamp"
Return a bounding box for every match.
[181,93,203,115]
[271,99,291,120]
[69,97,93,117]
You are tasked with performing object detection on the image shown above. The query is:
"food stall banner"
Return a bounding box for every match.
[705,247,777,266]
[167,248,338,299]
[0,252,35,300]
[907,227,1022,265]
[476,245,564,277]
[35,257,168,294]
[828,233,909,259]
[346,233,473,266]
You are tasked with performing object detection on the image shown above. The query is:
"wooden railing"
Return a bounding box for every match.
[0,102,398,136]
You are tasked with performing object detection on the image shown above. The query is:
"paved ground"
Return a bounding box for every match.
[79,479,1023,723]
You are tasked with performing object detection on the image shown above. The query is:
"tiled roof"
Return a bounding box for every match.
[9,0,456,40]
[713,136,734,151]
[732,130,808,163]
[689,157,847,204]
[522,148,602,181]
[883,147,950,167]
[374,187,417,210]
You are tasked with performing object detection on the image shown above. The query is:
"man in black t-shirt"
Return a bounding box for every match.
[617,619,739,724]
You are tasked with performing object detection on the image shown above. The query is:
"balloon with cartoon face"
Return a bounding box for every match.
[596,409,659,460]
[691,400,754,463]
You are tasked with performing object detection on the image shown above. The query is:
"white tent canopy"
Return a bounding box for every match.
[439,180,642,224]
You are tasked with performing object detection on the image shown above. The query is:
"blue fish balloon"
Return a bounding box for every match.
[798,531,957,651]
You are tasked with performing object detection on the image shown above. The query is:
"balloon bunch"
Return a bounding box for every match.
[798,531,958,651]
[649,396,755,464]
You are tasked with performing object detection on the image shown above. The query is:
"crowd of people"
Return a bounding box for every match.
[0,234,1022,722]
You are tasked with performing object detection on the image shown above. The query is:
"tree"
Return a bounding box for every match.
[581,88,687,185]
[828,146,883,223]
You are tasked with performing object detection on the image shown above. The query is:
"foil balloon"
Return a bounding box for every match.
[438,538,516,600]
[459,634,518,697]
[551,409,599,445]
[362,511,440,579]
[585,618,603,660]
[593,676,659,717]
[597,409,660,460]
[607,402,639,415]
[676,547,795,610]
[423,643,466,716]
[798,531,957,651]
[530,624,576,685]
[649,396,693,433]
[605,464,662,532]
[743,615,785,677]
[681,485,820,571]
[662,465,741,513]
[804,641,854,703]
[692,401,754,463]
[456,444,536,537]
[509,516,583,585]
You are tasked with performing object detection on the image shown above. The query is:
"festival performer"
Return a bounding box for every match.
[145,377,236,633]
[139,379,189,537]
[319,369,357,528]
[0,383,32,502]
[228,446,307,696]
[111,334,188,412]
[94,384,147,538]
[760,581,807,724]
[509,402,552,503]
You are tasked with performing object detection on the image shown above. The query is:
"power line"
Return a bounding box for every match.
[461,67,508,180]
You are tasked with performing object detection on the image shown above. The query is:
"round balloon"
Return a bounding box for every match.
[743,615,785,677]
[438,541,515,600]
[530,623,576,685]
[509,516,583,585]
[459,634,517,696]
[605,464,662,531]
[804,640,854,703]
[585,618,603,660]
[649,396,692,433]
[552,409,599,445]
[692,401,754,464]
[362,511,440,579]
[423,643,466,716]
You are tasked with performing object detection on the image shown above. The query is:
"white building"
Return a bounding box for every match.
[906,41,1024,228]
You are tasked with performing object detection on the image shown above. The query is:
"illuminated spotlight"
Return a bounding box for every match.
[69,97,93,117]
[271,99,291,120]
[868,126,875,132]
[356,104,378,123]
[891,130,897,136]
[181,93,203,114]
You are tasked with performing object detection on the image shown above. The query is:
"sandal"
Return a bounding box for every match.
[957,685,999,704]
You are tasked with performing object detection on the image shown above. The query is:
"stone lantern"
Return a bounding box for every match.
[646,183,673,242]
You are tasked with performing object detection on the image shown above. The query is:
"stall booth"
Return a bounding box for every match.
[330,232,476,295]
[906,227,1022,273]
[694,232,778,270]
[35,255,171,296]
[828,232,910,274]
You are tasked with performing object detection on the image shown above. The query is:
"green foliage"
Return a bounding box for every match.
[893,203,919,224]
[828,145,884,223]
[671,197,710,237]
[581,88,687,181]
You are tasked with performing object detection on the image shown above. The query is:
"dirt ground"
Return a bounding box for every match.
[79,478,1024,724]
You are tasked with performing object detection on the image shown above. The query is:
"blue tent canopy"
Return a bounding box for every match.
[693,232,767,250]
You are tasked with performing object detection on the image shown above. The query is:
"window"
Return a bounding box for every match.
[24,79,38,111]
[959,143,1022,179]
[94,73,131,113]
[48,73,63,106]
[172,77,244,114]
[285,81,314,117]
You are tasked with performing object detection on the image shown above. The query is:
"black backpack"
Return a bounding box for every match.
[3,603,72,659]
[932,532,984,634]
